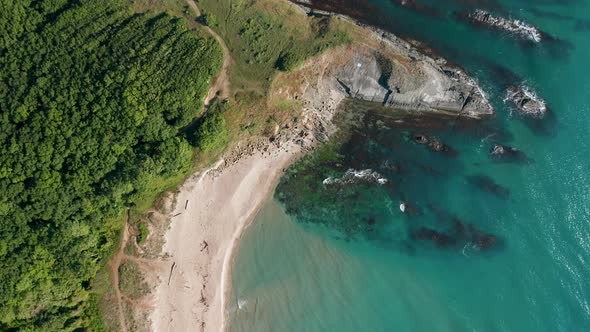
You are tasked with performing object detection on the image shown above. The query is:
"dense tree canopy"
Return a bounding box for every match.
[0,0,222,329]
[193,100,229,152]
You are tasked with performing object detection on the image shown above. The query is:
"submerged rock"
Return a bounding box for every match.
[411,133,457,156]
[466,175,510,199]
[422,205,503,252]
[521,107,558,137]
[452,219,500,251]
[382,160,401,173]
[505,85,547,118]
[399,200,421,216]
[489,144,529,163]
[411,227,456,248]
[411,133,430,145]
[411,221,500,251]
[427,140,446,153]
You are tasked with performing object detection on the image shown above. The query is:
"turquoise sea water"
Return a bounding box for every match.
[229,1,590,331]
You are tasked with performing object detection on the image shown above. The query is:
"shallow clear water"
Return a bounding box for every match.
[229,1,590,331]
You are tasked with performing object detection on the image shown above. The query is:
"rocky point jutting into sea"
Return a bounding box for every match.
[274,2,495,150]
[237,2,515,261]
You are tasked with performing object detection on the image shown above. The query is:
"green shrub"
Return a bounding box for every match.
[276,49,306,72]
[201,11,218,27]
[195,110,228,152]
[137,222,149,245]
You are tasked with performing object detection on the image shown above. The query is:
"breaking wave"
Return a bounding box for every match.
[323,169,388,186]
[504,84,547,117]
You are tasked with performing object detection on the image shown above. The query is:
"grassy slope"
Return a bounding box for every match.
[200,0,350,90]
[196,0,352,144]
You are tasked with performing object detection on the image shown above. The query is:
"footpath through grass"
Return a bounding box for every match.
[199,0,350,92]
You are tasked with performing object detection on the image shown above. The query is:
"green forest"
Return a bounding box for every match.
[0,0,223,330]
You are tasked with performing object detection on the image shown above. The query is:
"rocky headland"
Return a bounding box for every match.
[275,2,494,148]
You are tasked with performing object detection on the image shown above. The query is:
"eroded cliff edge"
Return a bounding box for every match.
[271,6,494,143]
[333,40,493,118]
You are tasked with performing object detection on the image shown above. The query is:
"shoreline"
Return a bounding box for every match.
[218,146,303,331]
[150,142,302,332]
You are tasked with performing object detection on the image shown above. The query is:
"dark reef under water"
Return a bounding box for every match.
[275,101,524,256]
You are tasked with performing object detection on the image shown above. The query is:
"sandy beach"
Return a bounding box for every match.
[150,143,301,332]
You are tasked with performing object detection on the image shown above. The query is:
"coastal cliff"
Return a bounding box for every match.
[271,6,494,145]
[332,40,493,118]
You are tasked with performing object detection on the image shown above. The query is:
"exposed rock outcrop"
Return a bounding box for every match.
[271,5,495,149]
[505,85,547,117]
[457,9,543,43]
[466,175,510,199]
[332,39,494,118]
[489,144,529,163]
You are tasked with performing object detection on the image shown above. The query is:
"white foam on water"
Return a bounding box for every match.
[479,133,497,148]
[237,298,248,310]
[322,168,388,186]
[322,177,336,185]
[470,9,542,43]
[504,84,547,117]
[462,243,471,258]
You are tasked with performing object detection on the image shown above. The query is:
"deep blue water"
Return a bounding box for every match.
[229,1,590,331]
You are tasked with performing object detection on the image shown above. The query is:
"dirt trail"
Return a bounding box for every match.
[186,0,232,106]
[108,208,130,332]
